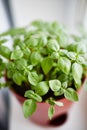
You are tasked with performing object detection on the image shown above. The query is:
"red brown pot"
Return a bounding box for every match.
[11,77,87,126]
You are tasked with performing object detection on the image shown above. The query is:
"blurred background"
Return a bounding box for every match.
[0,0,87,130]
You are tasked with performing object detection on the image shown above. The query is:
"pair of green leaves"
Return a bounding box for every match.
[48,100,64,119]
[49,79,78,102]
[28,72,49,96]
[24,90,42,102]
[59,50,76,61]
[23,90,42,118]
[58,56,83,88]
[47,98,63,119]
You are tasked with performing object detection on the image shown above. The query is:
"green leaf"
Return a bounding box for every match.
[28,71,39,86]
[15,59,27,70]
[49,80,61,91]
[48,106,55,120]
[72,62,83,84]
[13,38,21,48]
[58,57,71,75]
[0,45,11,58]
[0,39,8,45]
[54,89,64,96]
[0,61,5,71]
[67,44,78,52]
[47,98,63,107]
[38,37,47,47]
[77,56,85,65]
[7,62,15,70]
[66,52,76,60]
[51,52,59,59]
[47,39,60,52]
[57,31,68,47]
[77,43,87,54]
[0,59,5,78]
[27,65,33,71]
[59,49,68,56]
[58,74,68,82]
[6,62,13,70]
[25,38,38,48]
[31,20,48,29]
[7,70,14,78]
[64,88,78,101]
[54,101,64,107]
[62,81,68,88]
[75,81,81,89]
[6,62,15,78]
[0,28,25,36]
[39,47,48,55]
[30,52,42,66]
[47,98,55,105]
[35,81,49,96]
[24,90,42,102]
[23,99,36,118]
[13,71,24,85]
[10,49,23,60]
[41,57,53,75]
[67,43,87,54]
[19,42,31,57]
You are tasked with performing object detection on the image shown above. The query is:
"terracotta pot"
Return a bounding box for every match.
[11,77,87,126]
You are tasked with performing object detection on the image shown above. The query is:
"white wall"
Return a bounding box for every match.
[10,0,79,28]
[0,0,9,32]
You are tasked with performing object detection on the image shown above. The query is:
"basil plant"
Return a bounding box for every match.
[0,20,87,119]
